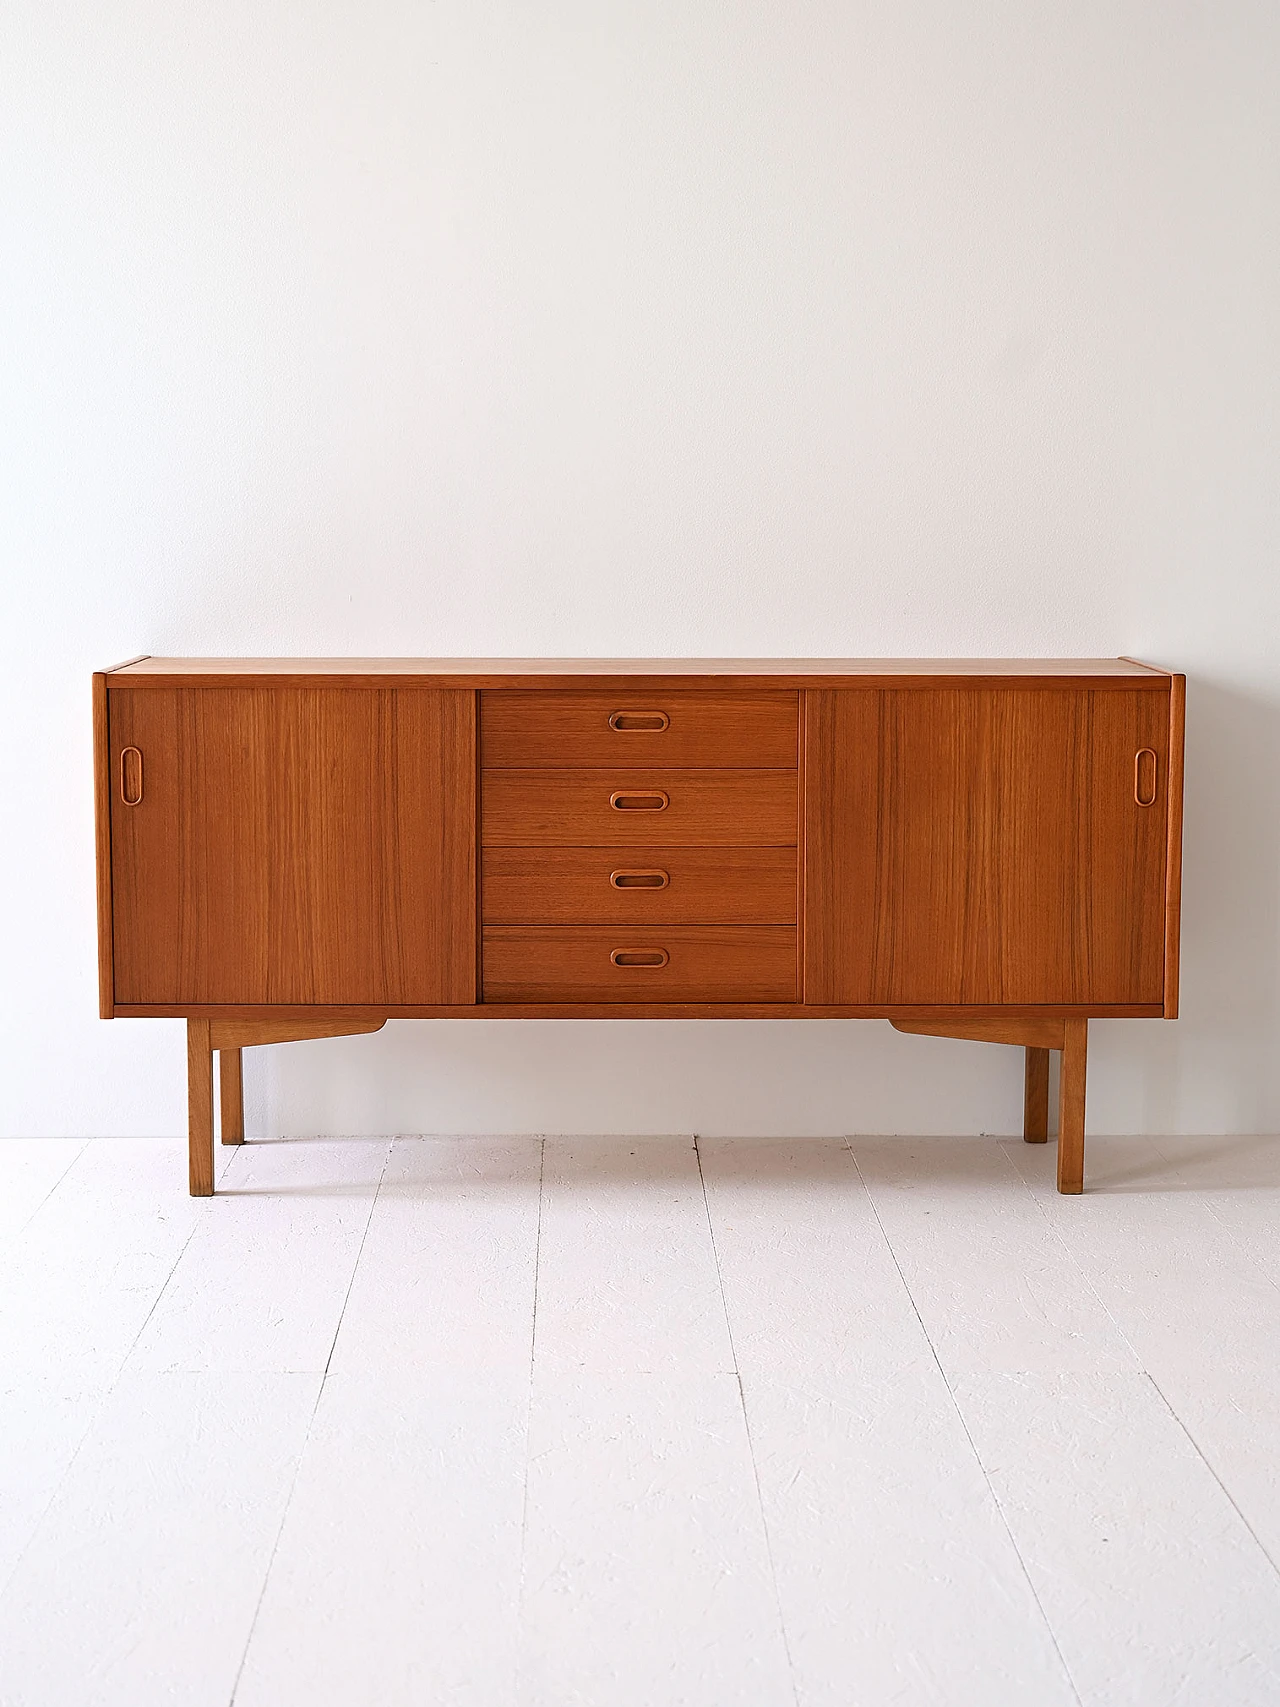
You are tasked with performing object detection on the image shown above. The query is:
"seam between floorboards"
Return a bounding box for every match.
[514,1135,547,1702]
[0,1143,207,1603]
[1135,1140,1280,1583]
[1000,1139,1280,1605]
[4,1138,92,1249]
[114,1125,246,1377]
[226,1134,394,1707]
[993,1137,1148,1369]
[319,1136,394,1378]
[1146,1371,1280,1584]
[1146,1134,1280,1304]
[694,1134,800,1707]
[845,1137,1086,1707]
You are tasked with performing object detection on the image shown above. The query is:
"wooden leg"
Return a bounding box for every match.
[1057,1018,1088,1195]
[1023,1047,1050,1143]
[187,1020,214,1197]
[219,1048,244,1144]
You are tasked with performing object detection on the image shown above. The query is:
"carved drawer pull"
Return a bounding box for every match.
[611,869,670,889]
[609,710,669,732]
[1134,748,1158,807]
[119,747,144,806]
[610,948,669,968]
[609,790,669,812]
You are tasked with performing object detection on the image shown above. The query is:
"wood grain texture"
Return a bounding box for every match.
[219,1049,244,1145]
[108,685,476,1006]
[806,687,1171,1006]
[482,926,798,1003]
[796,692,809,1003]
[480,689,797,768]
[481,769,797,848]
[1164,674,1186,1019]
[1058,1017,1088,1194]
[111,657,1171,685]
[890,1017,1067,1049]
[482,846,798,925]
[207,1019,388,1049]
[1024,1047,1050,1143]
[92,673,114,1019]
[114,1001,1165,1021]
[187,1020,214,1196]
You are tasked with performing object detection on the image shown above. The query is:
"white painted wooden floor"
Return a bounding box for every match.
[2,1131,1280,1706]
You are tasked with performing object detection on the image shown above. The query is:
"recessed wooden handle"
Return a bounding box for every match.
[611,869,670,889]
[610,947,669,968]
[609,790,669,812]
[119,747,143,806]
[609,710,669,732]
[1134,748,1158,807]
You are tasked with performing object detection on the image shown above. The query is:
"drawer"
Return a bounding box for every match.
[481,769,798,847]
[482,926,798,1002]
[483,847,797,925]
[481,690,798,768]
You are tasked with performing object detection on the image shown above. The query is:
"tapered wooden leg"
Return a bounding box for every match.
[219,1048,244,1144]
[1057,1018,1088,1195]
[187,1020,214,1196]
[1023,1047,1050,1143]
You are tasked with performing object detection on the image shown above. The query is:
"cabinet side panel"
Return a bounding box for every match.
[796,688,808,998]
[1164,674,1186,1018]
[93,674,114,1017]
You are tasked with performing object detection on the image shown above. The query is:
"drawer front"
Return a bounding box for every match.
[482,926,798,1002]
[481,769,798,847]
[483,847,797,925]
[481,690,798,768]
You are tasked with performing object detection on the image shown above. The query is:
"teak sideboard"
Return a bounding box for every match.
[93,657,1185,1197]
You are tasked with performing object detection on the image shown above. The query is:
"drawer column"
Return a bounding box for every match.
[478,688,799,1005]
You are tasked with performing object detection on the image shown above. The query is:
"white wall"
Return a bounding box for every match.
[2,1,1277,1141]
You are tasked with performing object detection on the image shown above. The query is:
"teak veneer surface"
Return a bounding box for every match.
[1164,673,1186,1018]
[481,690,799,768]
[805,686,1170,1007]
[482,846,799,926]
[92,673,115,1017]
[112,657,1171,688]
[118,1001,1164,1020]
[481,768,799,848]
[109,685,475,1006]
[482,925,799,1003]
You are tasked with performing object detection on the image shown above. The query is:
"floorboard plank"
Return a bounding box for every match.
[954,1370,1280,1707]
[236,1368,528,1707]
[518,1369,792,1707]
[854,1136,1139,1374]
[0,1373,320,1707]
[125,1138,391,1374]
[328,1137,541,1376]
[534,1136,734,1374]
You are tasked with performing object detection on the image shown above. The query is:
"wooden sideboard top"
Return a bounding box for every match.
[106,656,1174,689]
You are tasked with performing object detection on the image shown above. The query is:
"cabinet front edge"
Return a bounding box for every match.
[111,1002,1168,1021]
[1164,673,1186,1018]
[92,673,114,1018]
